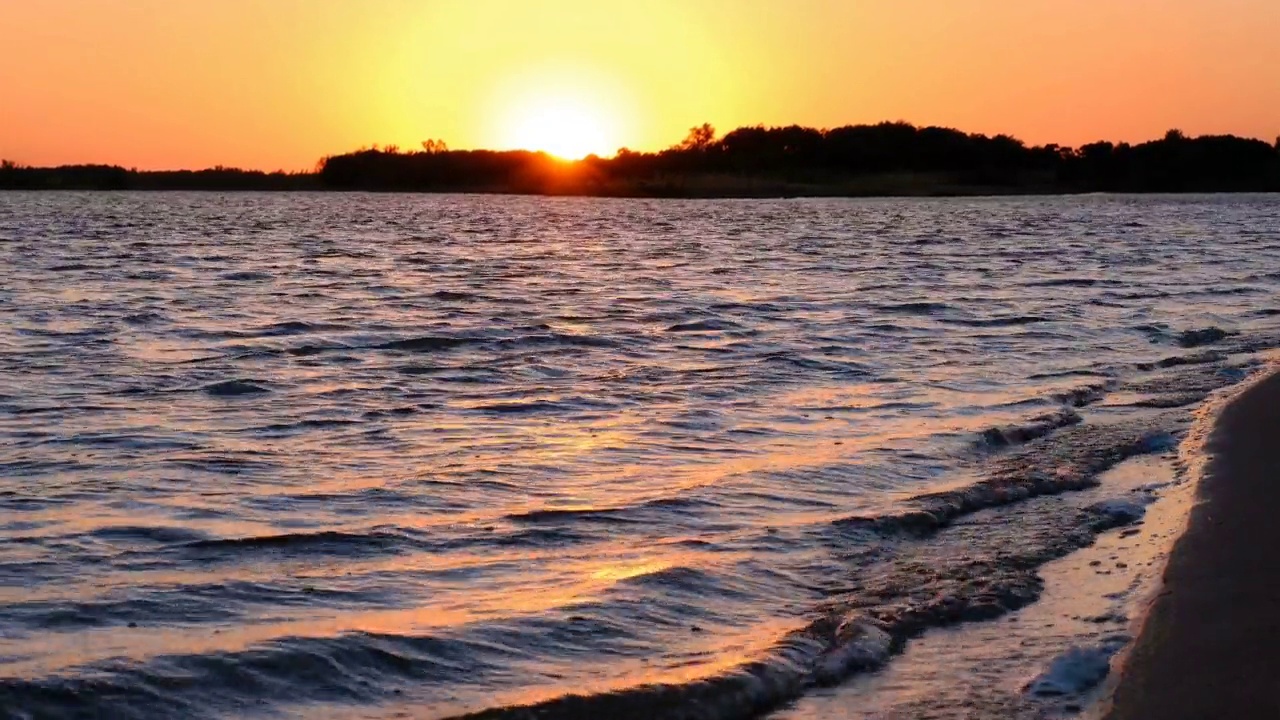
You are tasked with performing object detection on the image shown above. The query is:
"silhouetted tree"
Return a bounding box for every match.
[679,123,717,151]
[316,124,1280,195]
[6,123,1279,195]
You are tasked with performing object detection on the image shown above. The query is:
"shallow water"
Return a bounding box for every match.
[0,192,1278,719]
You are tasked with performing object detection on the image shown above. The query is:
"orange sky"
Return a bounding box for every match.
[2,0,1278,170]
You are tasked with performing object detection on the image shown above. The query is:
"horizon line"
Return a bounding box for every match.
[5,121,1279,175]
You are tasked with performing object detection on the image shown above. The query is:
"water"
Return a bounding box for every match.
[1,192,1278,720]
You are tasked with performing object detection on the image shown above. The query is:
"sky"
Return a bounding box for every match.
[2,0,1278,170]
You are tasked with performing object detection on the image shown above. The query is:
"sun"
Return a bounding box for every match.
[502,95,618,160]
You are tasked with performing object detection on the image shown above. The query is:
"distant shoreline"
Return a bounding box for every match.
[0,182,1065,198]
[5,122,1279,196]
[1,186,1277,200]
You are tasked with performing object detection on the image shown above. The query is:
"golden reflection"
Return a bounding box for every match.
[4,359,1096,697]
[589,559,673,582]
[2,607,807,720]
[0,544,723,677]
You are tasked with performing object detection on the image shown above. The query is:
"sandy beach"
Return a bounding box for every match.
[1106,369,1280,719]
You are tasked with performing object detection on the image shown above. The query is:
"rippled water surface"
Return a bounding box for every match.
[1,193,1278,719]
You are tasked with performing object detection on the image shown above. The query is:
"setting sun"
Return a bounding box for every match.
[501,95,619,160]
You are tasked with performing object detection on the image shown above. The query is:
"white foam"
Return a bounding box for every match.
[1027,638,1127,697]
[812,619,893,685]
[1087,497,1150,525]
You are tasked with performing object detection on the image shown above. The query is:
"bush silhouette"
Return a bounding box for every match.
[4,122,1278,195]
[313,122,1280,195]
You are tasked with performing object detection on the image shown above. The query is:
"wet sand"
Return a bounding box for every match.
[1105,369,1280,719]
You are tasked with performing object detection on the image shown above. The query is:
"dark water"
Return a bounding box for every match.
[1,193,1278,719]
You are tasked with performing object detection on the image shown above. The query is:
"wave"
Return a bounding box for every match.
[372,332,618,355]
[1127,392,1212,409]
[250,418,364,433]
[440,383,1231,719]
[1176,327,1235,348]
[1024,278,1104,288]
[840,416,1178,536]
[429,290,483,301]
[4,580,398,632]
[0,632,505,720]
[1052,382,1114,408]
[1026,369,1113,380]
[469,400,572,415]
[1136,350,1226,371]
[447,624,889,720]
[8,404,115,416]
[445,485,1153,720]
[505,507,634,525]
[940,315,1050,328]
[253,320,351,336]
[505,496,707,527]
[122,311,169,326]
[174,530,420,558]
[218,270,273,282]
[758,351,871,376]
[874,302,951,315]
[159,526,596,564]
[974,408,1083,449]
[491,333,619,349]
[1123,359,1253,397]
[375,336,484,353]
[202,379,271,396]
[667,319,745,333]
[183,321,352,340]
[88,525,210,544]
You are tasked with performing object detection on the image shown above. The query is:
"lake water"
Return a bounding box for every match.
[1,193,1278,719]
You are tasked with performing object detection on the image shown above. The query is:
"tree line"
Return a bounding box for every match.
[4,123,1279,196]
[0,162,317,191]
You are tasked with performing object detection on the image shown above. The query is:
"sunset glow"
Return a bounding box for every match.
[1,0,1278,170]
[501,95,620,159]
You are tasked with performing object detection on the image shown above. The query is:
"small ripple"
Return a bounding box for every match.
[506,507,636,525]
[1023,278,1103,288]
[174,530,416,559]
[249,418,363,434]
[874,302,951,314]
[88,525,211,545]
[469,400,571,415]
[667,319,744,333]
[375,336,483,352]
[218,271,274,281]
[940,315,1051,328]
[429,290,483,301]
[202,379,271,397]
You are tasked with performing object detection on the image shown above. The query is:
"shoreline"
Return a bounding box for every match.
[1103,367,1280,719]
[3,187,1280,200]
